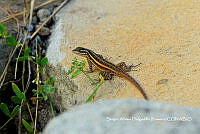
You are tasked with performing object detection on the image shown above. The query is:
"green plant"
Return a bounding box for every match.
[33,77,55,101]
[66,58,104,102]
[0,24,25,130]
[0,103,19,130]
[0,24,56,132]
[0,24,18,47]
[0,83,25,130]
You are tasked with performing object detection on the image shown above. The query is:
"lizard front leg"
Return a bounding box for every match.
[86,54,104,73]
[87,57,94,72]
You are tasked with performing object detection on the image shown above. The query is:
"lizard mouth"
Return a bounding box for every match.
[72,50,83,56]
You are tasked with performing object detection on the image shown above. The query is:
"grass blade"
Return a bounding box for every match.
[24,48,30,56]
[86,74,104,102]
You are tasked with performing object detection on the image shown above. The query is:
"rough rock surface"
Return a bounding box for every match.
[0,45,10,75]
[43,99,200,134]
[46,0,200,110]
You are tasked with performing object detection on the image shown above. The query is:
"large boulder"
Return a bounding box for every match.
[45,0,200,111]
[43,99,200,134]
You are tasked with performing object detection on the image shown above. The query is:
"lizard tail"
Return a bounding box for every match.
[119,72,149,100]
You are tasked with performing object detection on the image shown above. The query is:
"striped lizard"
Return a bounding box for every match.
[72,47,149,100]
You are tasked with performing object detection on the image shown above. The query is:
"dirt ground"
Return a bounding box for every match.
[0,0,59,31]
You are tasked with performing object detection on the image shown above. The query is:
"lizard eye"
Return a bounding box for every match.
[79,49,88,55]
[72,47,88,55]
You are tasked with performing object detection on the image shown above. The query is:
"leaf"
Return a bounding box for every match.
[24,48,29,56]
[0,103,10,117]
[46,77,55,85]
[22,119,33,133]
[12,83,26,101]
[43,84,55,95]
[4,43,16,47]
[11,105,19,117]
[71,60,86,79]
[32,89,37,96]
[43,94,48,101]
[0,24,6,33]
[77,60,86,70]
[17,56,28,61]
[5,36,16,46]
[71,69,82,79]
[40,57,48,66]
[28,56,33,61]
[11,96,22,104]
[16,43,23,47]
[66,59,79,75]
[32,88,43,97]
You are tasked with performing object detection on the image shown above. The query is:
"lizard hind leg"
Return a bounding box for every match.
[99,71,114,80]
[92,71,114,84]
[116,62,142,72]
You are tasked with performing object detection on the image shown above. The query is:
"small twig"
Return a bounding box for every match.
[34,39,39,134]
[24,0,35,93]
[0,72,7,89]
[0,0,59,24]
[35,0,60,11]
[25,60,31,94]
[18,100,23,134]
[0,117,13,130]
[30,0,70,39]
[0,7,20,83]
[7,4,19,14]
[49,97,55,117]
[18,1,28,133]
[0,5,20,39]
[14,31,27,79]
[2,77,22,86]
[0,11,26,24]
[0,7,20,82]
[23,0,27,25]
[6,5,20,40]
[28,0,35,26]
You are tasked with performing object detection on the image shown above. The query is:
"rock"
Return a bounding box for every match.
[45,0,200,112]
[43,99,200,134]
[37,8,51,23]
[0,31,17,76]
[26,24,34,32]
[35,25,50,36]
[0,44,10,76]
[32,16,39,25]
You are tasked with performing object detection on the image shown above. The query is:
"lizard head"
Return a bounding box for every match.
[72,47,89,56]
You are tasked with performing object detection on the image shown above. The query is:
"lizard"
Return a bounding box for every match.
[72,47,149,100]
